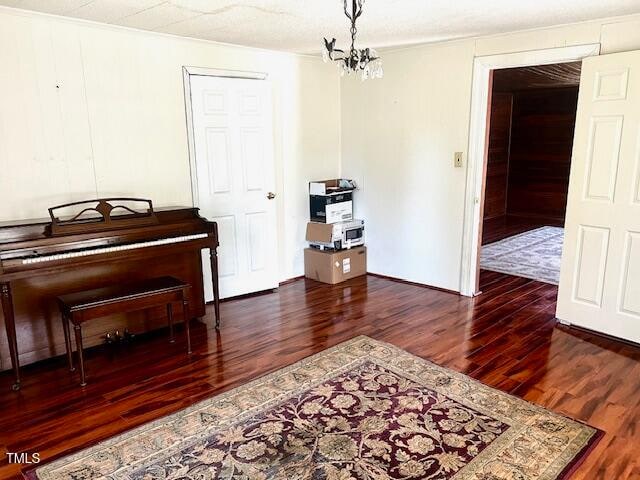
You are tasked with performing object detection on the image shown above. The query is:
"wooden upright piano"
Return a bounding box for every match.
[0,198,220,390]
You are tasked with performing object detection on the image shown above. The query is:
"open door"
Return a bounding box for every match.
[557,50,640,343]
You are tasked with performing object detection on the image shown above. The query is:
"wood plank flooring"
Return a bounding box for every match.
[1,272,639,479]
[482,214,564,245]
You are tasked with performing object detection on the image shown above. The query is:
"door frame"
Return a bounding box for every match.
[182,66,269,207]
[459,44,601,297]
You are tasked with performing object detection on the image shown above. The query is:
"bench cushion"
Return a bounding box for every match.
[57,276,188,311]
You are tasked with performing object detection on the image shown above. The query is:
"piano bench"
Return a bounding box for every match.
[57,276,192,387]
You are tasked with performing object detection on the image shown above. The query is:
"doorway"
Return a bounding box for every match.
[479,62,581,285]
[459,44,601,296]
[184,68,278,300]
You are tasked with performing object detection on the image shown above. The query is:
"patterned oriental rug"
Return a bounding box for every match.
[27,337,601,480]
[480,226,565,285]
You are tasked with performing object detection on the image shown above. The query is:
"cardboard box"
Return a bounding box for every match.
[309,192,353,223]
[309,179,357,196]
[306,222,334,244]
[305,220,365,250]
[309,178,356,223]
[304,246,367,284]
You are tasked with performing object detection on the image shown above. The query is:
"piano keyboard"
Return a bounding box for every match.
[22,233,209,265]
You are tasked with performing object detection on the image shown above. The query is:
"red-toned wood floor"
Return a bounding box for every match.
[482,214,564,245]
[1,272,639,479]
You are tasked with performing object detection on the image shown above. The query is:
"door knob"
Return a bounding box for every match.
[267,192,276,200]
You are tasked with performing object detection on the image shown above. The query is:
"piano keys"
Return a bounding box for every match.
[0,198,220,390]
[20,233,209,265]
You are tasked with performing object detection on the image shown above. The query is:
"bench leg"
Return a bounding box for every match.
[209,250,221,330]
[62,314,75,372]
[183,299,191,355]
[73,324,86,387]
[167,303,175,343]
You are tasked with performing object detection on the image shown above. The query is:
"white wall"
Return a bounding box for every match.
[341,14,640,293]
[3,7,640,293]
[0,7,341,281]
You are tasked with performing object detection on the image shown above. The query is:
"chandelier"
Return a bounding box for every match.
[323,0,383,80]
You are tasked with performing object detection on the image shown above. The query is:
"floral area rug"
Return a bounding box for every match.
[481,226,564,285]
[27,336,600,480]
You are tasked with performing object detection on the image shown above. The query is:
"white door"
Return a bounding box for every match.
[557,50,640,343]
[189,74,278,299]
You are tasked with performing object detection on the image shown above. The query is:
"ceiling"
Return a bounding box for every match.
[493,62,583,92]
[2,0,640,54]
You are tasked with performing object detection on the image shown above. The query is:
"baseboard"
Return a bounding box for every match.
[366,272,461,296]
[483,214,507,222]
[279,275,304,286]
[276,273,460,296]
[214,274,461,302]
[217,288,277,303]
[208,276,304,305]
[506,213,565,226]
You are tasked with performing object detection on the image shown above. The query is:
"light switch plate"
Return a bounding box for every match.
[454,152,463,168]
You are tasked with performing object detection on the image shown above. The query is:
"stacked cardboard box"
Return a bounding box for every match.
[304,179,367,285]
[309,179,355,223]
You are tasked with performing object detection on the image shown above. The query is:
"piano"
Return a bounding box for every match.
[0,198,220,390]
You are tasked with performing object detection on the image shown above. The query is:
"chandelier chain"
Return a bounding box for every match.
[323,0,382,80]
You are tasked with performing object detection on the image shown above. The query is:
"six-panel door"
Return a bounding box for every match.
[189,75,278,299]
[557,50,640,343]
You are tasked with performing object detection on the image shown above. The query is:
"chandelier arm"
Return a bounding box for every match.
[343,0,352,21]
[354,0,364,20]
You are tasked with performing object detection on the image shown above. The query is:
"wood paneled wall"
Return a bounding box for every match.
[0,9,342,284]
[507,87,578,222]
[484,92,513,220]
[483,85,578,225]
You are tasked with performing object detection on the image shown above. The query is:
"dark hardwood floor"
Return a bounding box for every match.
[1,273,639,479]
[482,214,564,245]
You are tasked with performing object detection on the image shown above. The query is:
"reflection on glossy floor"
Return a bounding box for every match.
[1,272,639,479]
[482,214,564,245]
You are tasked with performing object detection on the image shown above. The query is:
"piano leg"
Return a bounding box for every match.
[209,249,221,329]
[1,282,20,391]
[183,298,192,355]
[167,303,175,343]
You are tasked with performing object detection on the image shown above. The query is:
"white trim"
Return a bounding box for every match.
[183,66,268,80]
[378,14,640,55]
[0,5,319,59]
[459,43,601,297]
[182,67,269,207]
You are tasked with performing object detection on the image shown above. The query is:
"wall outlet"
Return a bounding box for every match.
[454,152,464,168]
